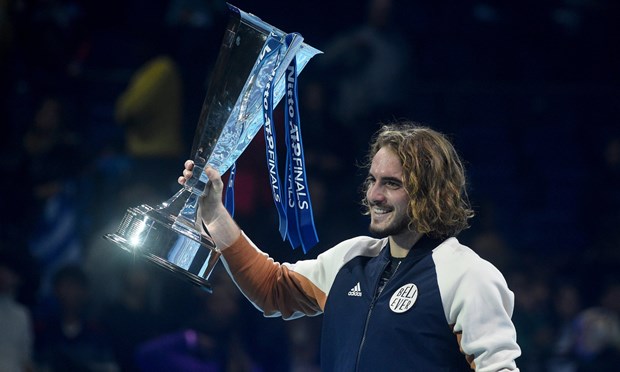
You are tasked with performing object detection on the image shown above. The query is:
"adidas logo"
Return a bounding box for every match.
[348,282,362,297]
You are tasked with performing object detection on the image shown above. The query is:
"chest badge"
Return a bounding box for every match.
[389,283,418,313]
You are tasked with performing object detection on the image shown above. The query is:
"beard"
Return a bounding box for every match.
[368,211,411,238]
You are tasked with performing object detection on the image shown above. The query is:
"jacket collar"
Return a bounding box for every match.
[380,235,447,261]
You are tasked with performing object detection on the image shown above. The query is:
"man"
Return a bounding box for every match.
[179,121,521,371]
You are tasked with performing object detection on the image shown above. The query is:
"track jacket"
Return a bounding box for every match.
[221,232,521,371]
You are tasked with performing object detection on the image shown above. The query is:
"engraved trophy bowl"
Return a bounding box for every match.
[104,4,321,292]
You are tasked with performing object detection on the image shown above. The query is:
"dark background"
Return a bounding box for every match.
[1,0,619,371]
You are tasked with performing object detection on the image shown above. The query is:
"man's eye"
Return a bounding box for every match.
[386,181,401,189]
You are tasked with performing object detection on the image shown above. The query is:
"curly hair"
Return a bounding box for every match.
[362,121,474,239]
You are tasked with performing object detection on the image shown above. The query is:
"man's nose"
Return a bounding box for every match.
[367,183,386,203]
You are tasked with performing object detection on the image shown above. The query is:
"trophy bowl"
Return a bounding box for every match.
[104,4,321,292]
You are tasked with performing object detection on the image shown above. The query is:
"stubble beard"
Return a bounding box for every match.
[368,212,411,238]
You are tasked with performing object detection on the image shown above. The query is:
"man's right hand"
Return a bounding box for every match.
[178,160,241,250]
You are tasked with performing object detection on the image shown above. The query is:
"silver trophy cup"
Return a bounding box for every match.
[104,4,321,292]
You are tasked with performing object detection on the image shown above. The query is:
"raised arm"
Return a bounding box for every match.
[178,162,323,319]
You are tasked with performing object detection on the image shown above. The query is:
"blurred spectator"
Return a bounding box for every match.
[571,307,620,371]
[115,54,186,196]
[34,264,115,371]
[319,0,413,156]
[0,248,35,372]
[286,317,321,372]
[546,280,584,371]
[507,265,554,371]
[115,56,184,160]
[21,96,86,296]
[547,278,620,371]
[136,267,276,371]
[102,261,163,372]
[22,96,82,189]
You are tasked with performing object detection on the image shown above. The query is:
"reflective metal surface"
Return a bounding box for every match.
[105,190,220,290]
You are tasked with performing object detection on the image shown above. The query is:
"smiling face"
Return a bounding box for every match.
[364,123,474,242]
[365,147,413,239]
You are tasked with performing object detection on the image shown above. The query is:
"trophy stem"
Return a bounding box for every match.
[173,192,201,238]
[168,168,210,238]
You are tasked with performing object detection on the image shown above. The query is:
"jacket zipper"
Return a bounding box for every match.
[355,259,402,371]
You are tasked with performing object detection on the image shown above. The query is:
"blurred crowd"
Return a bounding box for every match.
[1,0,620,371]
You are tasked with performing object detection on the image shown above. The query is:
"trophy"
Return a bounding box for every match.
[104,4,321,292]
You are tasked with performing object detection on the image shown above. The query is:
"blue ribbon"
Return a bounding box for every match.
[261,36,289,241]
[223,33,319,253]
[283,33,318,253]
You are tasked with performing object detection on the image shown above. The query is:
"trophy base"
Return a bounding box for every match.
[104,204,221,292]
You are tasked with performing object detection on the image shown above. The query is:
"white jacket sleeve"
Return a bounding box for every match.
[434,239,521,371]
